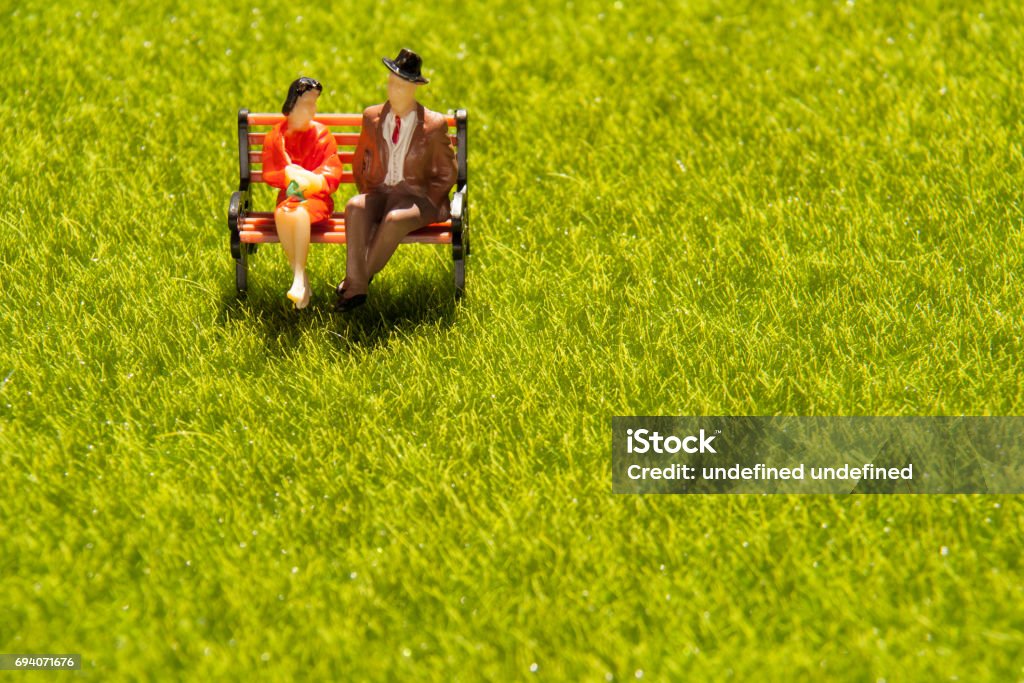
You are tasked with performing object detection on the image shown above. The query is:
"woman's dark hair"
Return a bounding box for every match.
[281,77,323,115]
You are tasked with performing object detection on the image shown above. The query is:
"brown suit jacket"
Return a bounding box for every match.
[352,101,458,220]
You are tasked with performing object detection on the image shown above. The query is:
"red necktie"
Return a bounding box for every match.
[392,115,401,144]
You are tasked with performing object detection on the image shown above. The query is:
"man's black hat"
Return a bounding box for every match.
[382,48,429,85]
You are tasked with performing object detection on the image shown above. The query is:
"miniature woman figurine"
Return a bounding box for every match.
[261,77,343,309]
[336,49,458,311]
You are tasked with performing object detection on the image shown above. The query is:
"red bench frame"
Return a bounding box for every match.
[228,108,469,298]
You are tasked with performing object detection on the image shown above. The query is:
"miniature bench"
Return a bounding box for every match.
[227,109,469,298]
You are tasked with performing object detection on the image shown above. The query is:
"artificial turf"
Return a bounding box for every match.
[2,0,1023,679]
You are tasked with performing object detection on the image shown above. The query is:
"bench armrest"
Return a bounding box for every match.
[451,187,468,261]
[451,187,466,223]
[228,190,249,260]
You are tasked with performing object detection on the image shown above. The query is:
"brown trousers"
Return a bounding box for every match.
[343,185,441,281]
[348,184,441,228]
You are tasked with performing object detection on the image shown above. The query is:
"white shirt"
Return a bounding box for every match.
[382,108,417,186]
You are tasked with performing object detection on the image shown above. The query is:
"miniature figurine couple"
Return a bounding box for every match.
[262,49,457,311]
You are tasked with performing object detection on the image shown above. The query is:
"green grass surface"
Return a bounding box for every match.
[3,0,1024,679]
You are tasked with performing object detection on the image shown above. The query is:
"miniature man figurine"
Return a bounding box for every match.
[261,77,343,309]
[336,49,458,311]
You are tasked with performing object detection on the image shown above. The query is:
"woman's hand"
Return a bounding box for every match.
[285,165,323,195]
[303,173,325,195]
[284,164,310,190]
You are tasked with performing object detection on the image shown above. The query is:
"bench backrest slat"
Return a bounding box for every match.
[248,151,357,164]
[248,112,457,127]
[246,133,457,149]
[240,111,461,191]
[247,132,365,147]
[248,113,364,127]
[250,171,360,184]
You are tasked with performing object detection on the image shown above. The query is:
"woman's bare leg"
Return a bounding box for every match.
[297,269,310,309]
[275,204,311,306]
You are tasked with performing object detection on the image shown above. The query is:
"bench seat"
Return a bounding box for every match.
[238,213,454,245]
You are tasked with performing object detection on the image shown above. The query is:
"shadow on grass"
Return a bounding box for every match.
[218,270,459,353]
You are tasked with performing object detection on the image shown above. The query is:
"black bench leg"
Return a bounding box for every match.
[235,244,249,297]
[229,189,251,298]
[451,193,468,300]
[454,257,465,300]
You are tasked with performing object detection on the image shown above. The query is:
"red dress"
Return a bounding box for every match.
[261,120,344,223]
